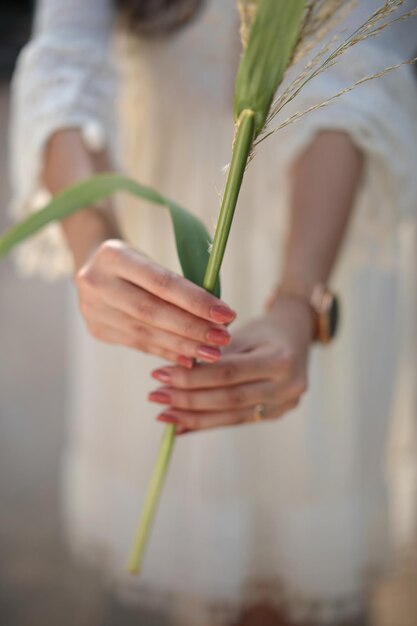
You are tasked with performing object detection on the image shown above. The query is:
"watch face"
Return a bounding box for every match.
[329,295,339,339]
[312,285,340,343]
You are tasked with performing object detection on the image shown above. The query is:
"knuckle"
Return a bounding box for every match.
[179,342,195,358]
[151,267,176,292]
[264,354,280,372]
[88,323,104,341]
[270,384,282,404]
[288,398,300,412]
[173,369,191,389]
[289,376,307,398]
[280,353,296,374]
[98,239,124,262]
[273,405,288,420]
[221,363,238,384]
[182,317,201,339]
[135,299,154,321]
[294,377,308,396]
[265,349,293,374]
[181,392,197,410]
[182,415,199,429]
[228,386,245,406]
[235,411,246,425]
[76,267,100,292]
[74,268,85,290]
[188,291,207,314]
[134,324,152,343]
[132,338,147,352]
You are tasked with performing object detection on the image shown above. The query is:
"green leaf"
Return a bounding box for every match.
[0,173,220,296]
[234,0,306,136]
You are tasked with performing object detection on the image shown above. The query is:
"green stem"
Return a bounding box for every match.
[127,423,176,574]
[127,108,255,575]
[203,109,255,292]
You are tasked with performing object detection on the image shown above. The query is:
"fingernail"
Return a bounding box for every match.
[209,305,236,324]
[157,413,178,425]
[197,345,221,362]
[151,369,172,384]
[177,355,194,368]
[148,390,171,404]
[206,327,231,346]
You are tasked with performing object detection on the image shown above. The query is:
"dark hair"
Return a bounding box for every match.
[115,0,206,36]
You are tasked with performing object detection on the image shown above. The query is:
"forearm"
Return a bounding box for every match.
[42,129,122,272]
[280,130,364,295]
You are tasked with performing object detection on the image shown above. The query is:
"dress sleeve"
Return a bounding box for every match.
[9,0,117,278]
[275,37,417,250]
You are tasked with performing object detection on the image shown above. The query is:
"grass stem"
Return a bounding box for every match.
[127,109,255,575]
[203,109,255,292]
[127,424,177,574]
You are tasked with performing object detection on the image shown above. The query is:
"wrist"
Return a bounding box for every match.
[267,292,315,342]
[63,205,122,273]
[275,272,326,301]
[265,283,340,344]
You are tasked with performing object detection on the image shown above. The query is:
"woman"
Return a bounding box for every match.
[9,1,417,624]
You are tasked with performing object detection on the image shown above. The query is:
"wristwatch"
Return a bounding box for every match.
[265,283,340,344]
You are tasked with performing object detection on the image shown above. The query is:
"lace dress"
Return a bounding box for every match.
[9,0,417,624]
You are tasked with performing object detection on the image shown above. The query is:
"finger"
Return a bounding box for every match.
[157,398,300,432]
[82,300,225,363]
[109,243,236,324]
[85,322,181,364]
[98,278,231,352]
[150,348,293,390]
[148,380,278,411]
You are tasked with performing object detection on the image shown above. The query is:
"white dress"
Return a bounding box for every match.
[9,1,417,624]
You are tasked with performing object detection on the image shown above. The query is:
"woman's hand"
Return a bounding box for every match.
[148,296,314,432]
[75,239,236,366]
[43,132,235,366]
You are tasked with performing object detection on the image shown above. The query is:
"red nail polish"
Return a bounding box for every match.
[177,355,194,368]
[197,345,221,362]
[148,390,171,404]
[209,305,236,324]
[157,413,178,425]
[151,369,172,384]
[206,327,231,346]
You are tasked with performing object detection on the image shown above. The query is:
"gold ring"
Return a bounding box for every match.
[253,403,266,422]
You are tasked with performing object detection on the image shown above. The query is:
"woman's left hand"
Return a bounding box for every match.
[148,296,314,433]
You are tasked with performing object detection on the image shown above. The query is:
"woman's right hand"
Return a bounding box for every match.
[75,239,236,367]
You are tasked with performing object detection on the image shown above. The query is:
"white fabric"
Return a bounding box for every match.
[9,1,417,624]
[9,0,117,278]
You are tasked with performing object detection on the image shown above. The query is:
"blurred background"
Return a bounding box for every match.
[0,3,416,626]
[0,2,166,624]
